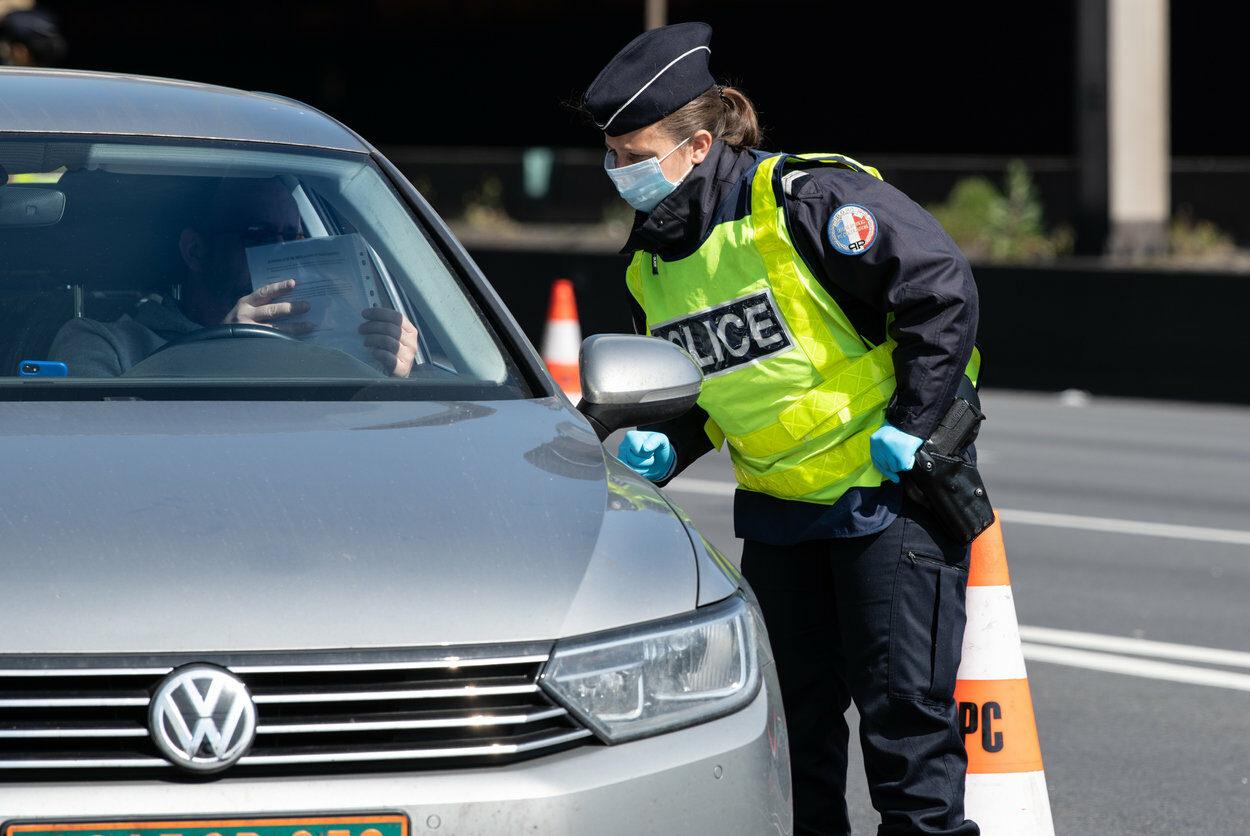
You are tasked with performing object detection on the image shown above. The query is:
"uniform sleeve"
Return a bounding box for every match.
[627,286,716,482]
[642,406,716,485]
[628,294,648,337]
[783,168,979,440]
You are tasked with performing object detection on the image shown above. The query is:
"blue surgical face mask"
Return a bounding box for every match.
[604,137,693,213]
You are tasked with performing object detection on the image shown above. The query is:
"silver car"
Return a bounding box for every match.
[0,68,791,834]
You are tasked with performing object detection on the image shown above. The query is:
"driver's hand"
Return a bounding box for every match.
[359,307,419,378]
[223,279,311,333]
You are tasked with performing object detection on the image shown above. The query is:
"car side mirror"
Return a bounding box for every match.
[576,334,703,442]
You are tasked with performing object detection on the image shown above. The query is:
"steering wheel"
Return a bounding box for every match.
[150,324,299,355]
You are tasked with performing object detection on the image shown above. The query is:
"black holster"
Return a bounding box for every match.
[903,383,995,543]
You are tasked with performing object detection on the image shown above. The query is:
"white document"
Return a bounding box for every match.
[245,233,389,369]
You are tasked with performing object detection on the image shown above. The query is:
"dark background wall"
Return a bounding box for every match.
[35,0,1250,157]
[39,0,1250,242]
[467,246,1250,405]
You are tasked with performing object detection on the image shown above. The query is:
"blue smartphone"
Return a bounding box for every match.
[18,360,68,378]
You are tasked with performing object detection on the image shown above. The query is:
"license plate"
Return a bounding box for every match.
[3,815,409,836]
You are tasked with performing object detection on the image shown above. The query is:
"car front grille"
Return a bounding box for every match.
[0,644,592,776]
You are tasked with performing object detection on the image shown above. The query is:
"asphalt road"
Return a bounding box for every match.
[657,389,1250,835]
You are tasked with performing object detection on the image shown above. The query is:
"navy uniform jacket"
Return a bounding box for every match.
[621,141,980,545]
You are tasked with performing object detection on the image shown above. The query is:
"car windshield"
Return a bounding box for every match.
[0,136,530,400]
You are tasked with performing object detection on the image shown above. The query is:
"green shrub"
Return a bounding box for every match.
[1169,207,1236,262]
[928,160,1072,263]
[461,175,513,231]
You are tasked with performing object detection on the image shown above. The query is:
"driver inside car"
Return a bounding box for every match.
[48,177,421,378]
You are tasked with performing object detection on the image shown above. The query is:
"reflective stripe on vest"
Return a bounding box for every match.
[626,152,978,504]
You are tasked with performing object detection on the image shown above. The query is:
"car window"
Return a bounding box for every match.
[0,137,530,400]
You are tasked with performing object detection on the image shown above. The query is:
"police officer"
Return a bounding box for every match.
[585,22,981,836]
[0,6,66,67]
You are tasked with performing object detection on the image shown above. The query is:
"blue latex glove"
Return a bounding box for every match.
[618,430,676,482]
[870,423,924,483]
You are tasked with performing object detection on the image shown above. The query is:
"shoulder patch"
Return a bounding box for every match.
[826,203,878,256]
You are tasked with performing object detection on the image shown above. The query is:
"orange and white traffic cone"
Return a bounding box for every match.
[956,513,1055,835]
[541,278,582,402]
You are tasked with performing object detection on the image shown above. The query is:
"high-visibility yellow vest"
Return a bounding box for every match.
[626,152,980,504]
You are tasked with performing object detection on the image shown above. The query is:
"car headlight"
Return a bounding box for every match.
[539,593,761,743]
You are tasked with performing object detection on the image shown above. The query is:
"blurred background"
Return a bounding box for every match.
[8,0,1248,404]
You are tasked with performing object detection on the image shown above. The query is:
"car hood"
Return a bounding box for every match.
[0,398,718,654]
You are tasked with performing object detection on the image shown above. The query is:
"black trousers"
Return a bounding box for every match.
[742,498,980,836]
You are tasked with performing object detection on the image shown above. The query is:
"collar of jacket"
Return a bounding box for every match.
[619,140,759,261]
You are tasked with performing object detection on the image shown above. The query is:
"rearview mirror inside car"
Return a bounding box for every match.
[576,334,703,442]
[0,186,66,227]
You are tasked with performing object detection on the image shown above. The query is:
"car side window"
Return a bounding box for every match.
[298,182,455,373]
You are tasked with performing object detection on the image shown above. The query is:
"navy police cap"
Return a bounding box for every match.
[585,22,715,136]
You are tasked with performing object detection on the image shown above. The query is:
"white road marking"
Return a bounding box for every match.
[663,477,735,497]
[663,477,1250,689]
[663,479,1250,546]
[1019,625,1250,669]
[997,508,1250,547]
[1020,643,1250,692]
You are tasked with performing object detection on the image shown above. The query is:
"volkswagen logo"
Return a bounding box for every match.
[149,664,257,773]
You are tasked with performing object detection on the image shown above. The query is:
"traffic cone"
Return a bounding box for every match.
[541,278,582,401]
[956,513,1055,835]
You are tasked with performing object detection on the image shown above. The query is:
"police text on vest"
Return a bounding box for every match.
[650,290,795,377]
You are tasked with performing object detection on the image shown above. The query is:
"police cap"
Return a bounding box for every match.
[0,9,66,65]
[585,22,715,137]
